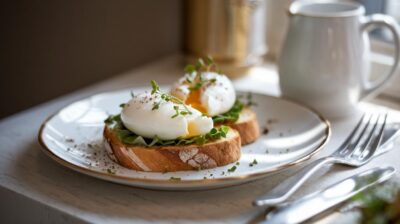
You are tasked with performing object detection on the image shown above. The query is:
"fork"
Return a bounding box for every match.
[254,112,388,207]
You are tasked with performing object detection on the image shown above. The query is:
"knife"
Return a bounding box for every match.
[261,166,396,224]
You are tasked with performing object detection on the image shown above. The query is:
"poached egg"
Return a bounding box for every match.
[170,72,236,116]
[121,92,213,140]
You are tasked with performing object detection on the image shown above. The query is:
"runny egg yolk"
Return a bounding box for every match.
[185,90,207,114]
[187,121,200,137]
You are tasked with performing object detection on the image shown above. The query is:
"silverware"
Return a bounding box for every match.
[261,166,396,224]
[254,113,388,206]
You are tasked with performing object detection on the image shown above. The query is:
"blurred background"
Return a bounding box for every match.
[0,0,182,119]
[1,0,399,119]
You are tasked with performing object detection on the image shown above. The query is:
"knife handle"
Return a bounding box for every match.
[254,157,336,206]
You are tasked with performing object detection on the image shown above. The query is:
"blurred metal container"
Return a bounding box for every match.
[184,0,267,78]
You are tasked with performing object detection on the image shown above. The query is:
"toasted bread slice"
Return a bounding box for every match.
[224,107,260,145]
[103,126,241,172]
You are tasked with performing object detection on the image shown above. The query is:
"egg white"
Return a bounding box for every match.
[121,92,213,140]
[170,72,236,116]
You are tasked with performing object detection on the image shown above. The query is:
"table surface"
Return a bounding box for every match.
[1,55,400,224]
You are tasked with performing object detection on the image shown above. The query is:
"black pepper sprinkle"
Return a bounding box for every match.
[267,118,278,124]
[249,159,258,167]
[65,138,74,143]
[262,128,269,135]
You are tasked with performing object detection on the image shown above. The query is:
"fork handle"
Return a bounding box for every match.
[253,157,337,206]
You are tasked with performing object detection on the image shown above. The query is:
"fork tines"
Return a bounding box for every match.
[339,112,388,162]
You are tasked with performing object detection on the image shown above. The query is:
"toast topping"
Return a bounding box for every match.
[105,113,230,147]
[116,80,216,141]
[170,57,236,117]
[171,58,258,126]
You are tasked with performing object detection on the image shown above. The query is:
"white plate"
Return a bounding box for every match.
[38,89,331,190]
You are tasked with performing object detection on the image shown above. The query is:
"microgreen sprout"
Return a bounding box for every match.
[150,80,193,118]
[184,56,223,92]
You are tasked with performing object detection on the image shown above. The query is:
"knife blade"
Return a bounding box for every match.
[261,166,396,224]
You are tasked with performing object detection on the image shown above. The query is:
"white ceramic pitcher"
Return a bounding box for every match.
[279,1,400,117]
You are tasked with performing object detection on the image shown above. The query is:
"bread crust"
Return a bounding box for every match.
[223,107,260,145]
[103,126,241,172]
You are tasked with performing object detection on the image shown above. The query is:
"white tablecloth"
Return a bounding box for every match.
[0,55,399,223]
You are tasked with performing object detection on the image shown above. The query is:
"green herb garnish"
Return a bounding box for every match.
[150,80,193,118]
[169,177,181,181]
[188,82,203,91]
[212,100,244,123]
[352,183,400,224]
[185,56,219,74]
[104,114,121,125]
[105,114,229,147]
[228,165,237,173]
[107,168,116,174]
[183,57,222,92]
[212,93,257,123]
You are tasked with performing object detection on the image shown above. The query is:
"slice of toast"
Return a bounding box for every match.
[224,107,260,145]
[103,126,241,172]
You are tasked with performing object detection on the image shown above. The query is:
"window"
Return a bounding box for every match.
[359,0,400,99]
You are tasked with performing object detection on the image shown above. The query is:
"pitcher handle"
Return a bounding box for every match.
[360,14,400,99]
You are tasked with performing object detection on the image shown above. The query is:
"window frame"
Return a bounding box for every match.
[370,39,400,99]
